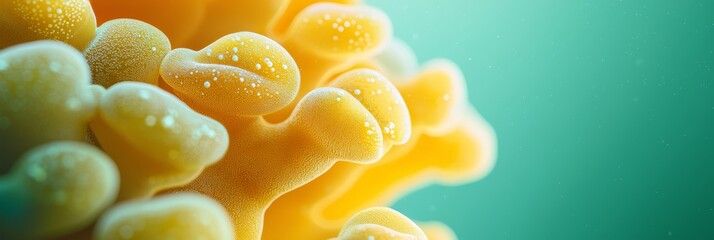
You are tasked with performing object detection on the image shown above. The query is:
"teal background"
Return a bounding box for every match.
[368,0,714,239]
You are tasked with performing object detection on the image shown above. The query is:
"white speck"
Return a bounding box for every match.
[204,81,211,88]
[336,97,341,102]
[256,63,262,70]
[443,94,450,101]
[338,26,344,32]
[265,45,270,50]
[251,83,256,88]
[145,115,156,126]
[27,164,47,182]
[213,77,218,81]
[206,48,212,56]
[151,46,157,52]
[354,89,361,95]
[232,55,238,61]
[282,64,288,70]
[49,61,61,72]
[65,98,81,111]
[218,54,224,60]
[344,21,351,27]
[56,8,62,14]
[138,90,151,100]
[384,126,390,133]
[364,122,370,127]
[264,58,273,67]
[240,77,245,82]
[161,116,175,128]
[367,130,373,135]
[232,47,238,53]
[174,75,179,79]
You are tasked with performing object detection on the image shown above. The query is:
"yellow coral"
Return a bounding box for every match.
[93,193,234,240]
[84,19,171,87]
[0,41,98,172]
[0,0,96,50]
[0,141,118,239]
[91,82,229,200]
[0,1,496,239]
[335,207,427,240]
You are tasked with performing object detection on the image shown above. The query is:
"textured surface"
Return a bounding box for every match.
[84,19,171,87]
[0,1,496,239]
[0,0,96,49]
[0,142,118,239]
[0,41,97,172]
[94,193,234,240]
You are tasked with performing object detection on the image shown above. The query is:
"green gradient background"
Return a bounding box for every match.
[368,0,714,239]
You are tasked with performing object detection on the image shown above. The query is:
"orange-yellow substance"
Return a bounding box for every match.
[161,32,300,116]
[0,142,119,239]
[84,19,171,87]
[334,207,427,240]
[89,0,205,47]
[266,2,392,122]
[160,31,412,238]
[0,0,96,50]
[93,193,234,240]
[90,82,229,201]
[1,1,496,239]
[0,41,98,172]
[263,57,495,239]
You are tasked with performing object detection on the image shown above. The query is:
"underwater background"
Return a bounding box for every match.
[372,0,714,239]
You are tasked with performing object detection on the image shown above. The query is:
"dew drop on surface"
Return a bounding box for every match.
[256,63,262,70]
[161,116,175,128]
[49,61,61,72]
[204,81,211,88]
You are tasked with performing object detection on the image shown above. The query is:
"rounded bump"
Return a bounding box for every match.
[0,0,96,49]
[161,32,300,116]
[84,19,172,87]
[287,2,392,59]
[330,68,411,146]
[93,193,234,240]
[0,142,119,239]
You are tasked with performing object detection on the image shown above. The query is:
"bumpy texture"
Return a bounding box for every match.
[0,0,96,50]
[0,1,496,240]
[91,82,229,201]
[84,19,171,87]
[0,41,98,173]
[335,207,428,240]
[0,141,119,239]
[93,193,234,240]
